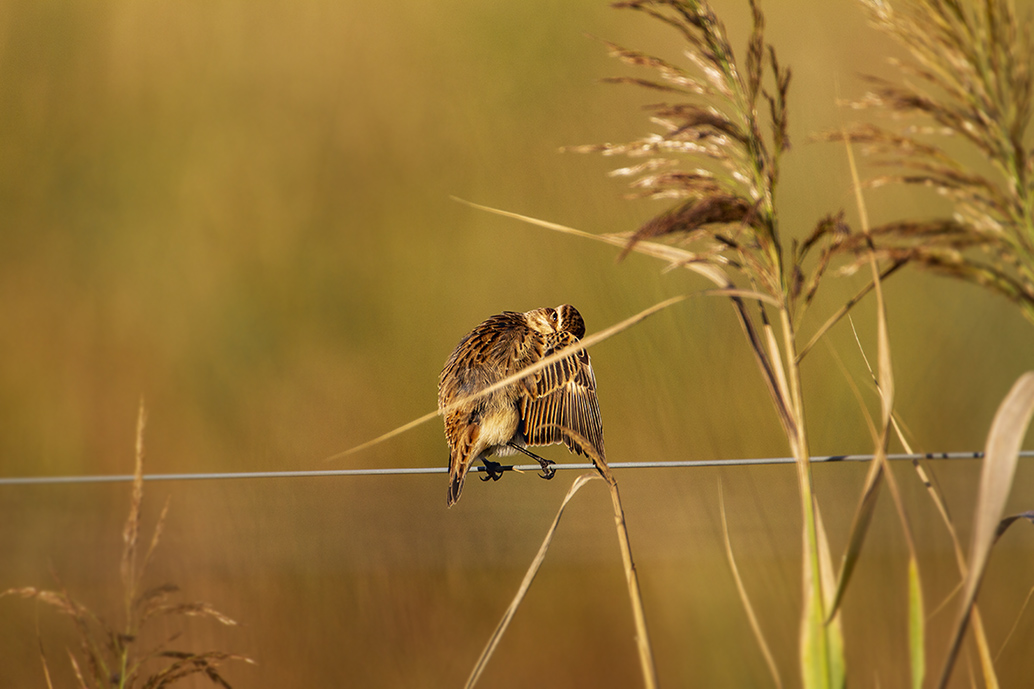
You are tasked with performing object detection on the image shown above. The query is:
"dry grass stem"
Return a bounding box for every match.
[465,423,658,689]
[465,472,601,689]
[579,436,659,689]
[122,401,147,610]
[38,636,56,689]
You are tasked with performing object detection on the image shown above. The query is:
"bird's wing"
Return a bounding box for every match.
[520,336,605,463]
[438,311,540,412]
[438,312,544,506]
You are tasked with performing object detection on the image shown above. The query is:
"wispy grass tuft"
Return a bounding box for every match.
[566,0,792,298]
[821,0,1034,324]
[1,401,253,689]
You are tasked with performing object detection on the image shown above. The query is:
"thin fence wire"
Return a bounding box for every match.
[2,451,1031,486]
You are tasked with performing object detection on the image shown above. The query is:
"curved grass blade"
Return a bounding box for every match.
[936,371,1034,689]
[825,457,883,620]
[465,473,601,689]
[859,128,928,685]
[37,633,55,689]
[605,476,657,689]
[824,136,896,624]
[796,260,906,364]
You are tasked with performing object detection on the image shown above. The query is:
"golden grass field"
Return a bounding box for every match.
[2,0,1033,687]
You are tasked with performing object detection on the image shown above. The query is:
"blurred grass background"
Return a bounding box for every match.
[1,0,1033,686]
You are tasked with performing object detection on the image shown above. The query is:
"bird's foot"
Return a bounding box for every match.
[506,442,556,480]
[479,459,505,482]
[536,458,556,480]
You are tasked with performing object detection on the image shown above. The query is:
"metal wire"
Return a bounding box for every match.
[1,451,1030,486]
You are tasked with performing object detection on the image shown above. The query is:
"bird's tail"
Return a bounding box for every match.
[447,455,467,507]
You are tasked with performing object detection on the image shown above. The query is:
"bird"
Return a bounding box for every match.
[437,304,605,507]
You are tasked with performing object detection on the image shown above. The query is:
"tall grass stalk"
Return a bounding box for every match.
[475,0,855,671]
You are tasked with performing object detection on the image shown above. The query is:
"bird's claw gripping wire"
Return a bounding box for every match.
[479,459,505,482]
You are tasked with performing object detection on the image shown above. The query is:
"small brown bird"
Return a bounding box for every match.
[438,304,605,507]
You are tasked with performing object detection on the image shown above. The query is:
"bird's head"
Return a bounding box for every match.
[524,304,586,339]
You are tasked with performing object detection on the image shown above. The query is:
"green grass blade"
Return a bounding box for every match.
[936,371,1034,689]
[815,505,846,689]
[909,557,925,689]
[799,555,827,689]
[799,499,833,689]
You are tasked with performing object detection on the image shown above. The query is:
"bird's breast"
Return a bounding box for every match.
[475,397,522,452]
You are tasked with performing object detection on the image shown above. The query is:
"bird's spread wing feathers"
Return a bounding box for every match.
[521,337,605,462]
[439,306,604,506]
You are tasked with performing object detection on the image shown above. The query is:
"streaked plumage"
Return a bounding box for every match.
[438,304,605,507]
